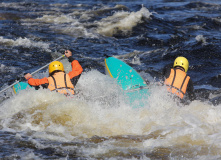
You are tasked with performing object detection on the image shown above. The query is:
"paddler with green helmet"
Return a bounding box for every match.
[24,50,83,96]
[163,56,196,101]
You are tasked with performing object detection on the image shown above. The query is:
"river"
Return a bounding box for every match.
[0,0,221,159]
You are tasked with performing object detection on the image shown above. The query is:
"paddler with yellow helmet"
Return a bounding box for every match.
[163,56,196,101]
[24,50,83,96]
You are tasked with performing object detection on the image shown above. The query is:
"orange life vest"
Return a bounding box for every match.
[47,72,75,95]
[164,68,190,99]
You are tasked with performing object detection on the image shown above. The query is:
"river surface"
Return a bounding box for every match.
[0,0,221,159]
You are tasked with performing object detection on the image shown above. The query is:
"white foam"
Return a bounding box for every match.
[1,70,221,157]
[34,13,97,38]
[96,7,152,37]
[22,6,152,38]
[0,36,51,51]
[0,2,26,10]
[36,15,75,24]
[195,35,207,45]
[0,64,5,72]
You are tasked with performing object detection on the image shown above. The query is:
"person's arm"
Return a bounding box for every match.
[65,50,83,78]
[162,63,173,79]
[186,78,196,101]
[68,60,83,78]
[24,73,49,86]
[65,50,83,86]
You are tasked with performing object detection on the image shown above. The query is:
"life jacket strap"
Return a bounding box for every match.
[50,87,74,91]
[180,74,188,92]
[64,74,67,88]
[50,74,74,92]
[166,84,185,95]
[167,68,186,95]
[51,75,57,92]
[171,68,176,86]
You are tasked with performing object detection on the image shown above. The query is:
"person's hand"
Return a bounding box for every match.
[65,50,72,58]
[24,73,32,80]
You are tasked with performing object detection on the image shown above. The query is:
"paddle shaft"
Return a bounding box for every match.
[30,55,65,75]
[0,54,65,94]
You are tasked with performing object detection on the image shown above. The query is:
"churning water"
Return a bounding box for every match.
[0,0,221,159]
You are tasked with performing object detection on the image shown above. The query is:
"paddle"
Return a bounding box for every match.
[0,54,65,94]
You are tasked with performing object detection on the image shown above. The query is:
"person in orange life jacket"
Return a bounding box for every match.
[163,56,196,101]
[24,50,83,95]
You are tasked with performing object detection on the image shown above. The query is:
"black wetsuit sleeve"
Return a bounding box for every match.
[70,74,81,87]
[162,63,173,79]
[68,56,75,63]
[68,56,82,87]
[41,83,49,89]
[186,78,196,101]
[31,83,49,90]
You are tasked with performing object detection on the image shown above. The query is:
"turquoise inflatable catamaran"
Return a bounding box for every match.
[13,82,32,94]
[105,57,149,108]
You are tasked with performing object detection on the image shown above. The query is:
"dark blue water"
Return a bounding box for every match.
[0,0,221,159]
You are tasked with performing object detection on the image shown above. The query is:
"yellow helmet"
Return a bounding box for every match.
[48,61,64,74]
[173,56,189,73]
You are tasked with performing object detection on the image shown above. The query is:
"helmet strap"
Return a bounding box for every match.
[175,66,185,72]
[49,70,65,76]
